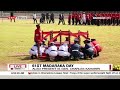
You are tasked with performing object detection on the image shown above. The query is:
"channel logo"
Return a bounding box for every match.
[8,64,28,70]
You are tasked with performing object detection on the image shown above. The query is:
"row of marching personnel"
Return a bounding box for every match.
[29,38,102,61]
[68,12,120,26]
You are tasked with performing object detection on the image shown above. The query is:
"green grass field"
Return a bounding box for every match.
[0,19,120,70]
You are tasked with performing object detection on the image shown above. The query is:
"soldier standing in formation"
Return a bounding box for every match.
[46,13,49,24]
[33,13,37,24]
[58,13,65,25]
[68,13,71,25]
[40,13,45,24]
[49,13,54,24]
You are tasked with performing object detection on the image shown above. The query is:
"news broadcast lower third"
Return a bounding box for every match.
[0,11,120,79]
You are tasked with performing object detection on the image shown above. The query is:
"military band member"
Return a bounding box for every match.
[68,13,71,25]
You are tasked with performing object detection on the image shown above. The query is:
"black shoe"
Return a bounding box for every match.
[97,53,99,56]
[31,56,34,59]
[34,55,38,59]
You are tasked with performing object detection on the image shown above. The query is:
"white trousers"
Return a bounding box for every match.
[49,51,58,57]
[58,51,70,57]
[29,50,38,56]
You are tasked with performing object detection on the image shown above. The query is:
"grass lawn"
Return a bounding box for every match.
[0,19,120,70]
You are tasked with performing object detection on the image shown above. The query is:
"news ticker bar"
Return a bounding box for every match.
[0,71,120,75]
[7,64,113,71]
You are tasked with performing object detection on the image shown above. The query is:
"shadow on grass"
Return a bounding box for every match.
[37,59,93,62]
[21,56,31,60]
[9,55,32,60]
[9,55,29,57]
[9,55,94,62]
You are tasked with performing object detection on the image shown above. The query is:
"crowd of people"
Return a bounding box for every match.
[33,13,54,24]
[68,12,120,26]
[29,24,102,61]
[32,12,120,26]
[29,37,102,61]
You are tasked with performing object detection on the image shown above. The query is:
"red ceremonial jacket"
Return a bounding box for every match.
[34,28,42,43]
[91,41,102,52]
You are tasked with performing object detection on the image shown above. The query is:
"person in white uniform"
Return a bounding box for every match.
[29,44,38,59]
[33,13,37,24]
[29,40,47,59]
[58,42,70,57]
[58,42,70,60]
[82,12,86,25]
[45,42,58,61]
[39,39,48,56]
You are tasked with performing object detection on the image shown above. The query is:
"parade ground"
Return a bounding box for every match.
[0,19,120,71]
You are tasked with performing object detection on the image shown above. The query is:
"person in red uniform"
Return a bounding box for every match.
[77,13,81,25]
[100,12,104,25]
[86,38,97,57]
[34,24,42,58]
[72,12,75,25]
[89,12,92,25]
[105,12,110,25]
[119,12,120,25]
[104,12,108,25]
[96,12,100,26]
[34,24,42,44]
[108,12,111,25]
[112,12,115,25]
[86,13,90,25]
[68,13,71,25]
[75,12,78,25]
[115,12,119,26]
[9,12,16,22]
[90,12,94,25]
[91,39,102,56]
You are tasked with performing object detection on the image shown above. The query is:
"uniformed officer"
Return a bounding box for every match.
[34,24,42,44]
[61,13,65,25]
[68,13,71,25]
[45,42,58,61]
[74,12,78,25]
[115,12,119,26]
[96,12,100,26]
[83,40,94,59]
[108,12,111,25]
[34,24,42,57]
[58,13,65,25]
[58,14,62,25]
[29,44,38,59]
[91,39,102,56]
[90,12,94,25]
[58,42,70,60]
[70,38,83,60]
[39,39,47,56]
[86,13,90,25]
[112,12,115,25]
[72,12,75,25]
[77,13,81,25]
[46,13,49,23]
[42,13,46,23]
[49,13,54,24]
[29,42,46,59]
[33,13,37,24]
[75,12,80,25]
[10,12,16,22]
[82,12,86,25]
[119,12,120,25]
